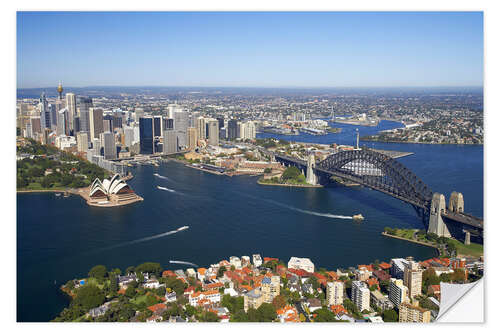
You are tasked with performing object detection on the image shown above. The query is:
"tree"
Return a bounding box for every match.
[382,309,398,322]
[135,262,162,276]
[281,166,301,182]
[257,303,277,322]
[125,266,135,275]
[72,285,105,311]
[313,308,338,322]
[109,274,119,293]
[272,295,287,310]
[202,311,219,322]
[125,286,136,298]
[217,266,227,278]
[88,265,107,280]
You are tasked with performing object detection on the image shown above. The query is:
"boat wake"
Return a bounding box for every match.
[169,260,198,267]
[153,173,169,180]
[157,186,176,193]
[92,227,189,253]
[266,199,353,219]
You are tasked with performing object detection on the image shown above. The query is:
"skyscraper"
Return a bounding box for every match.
[326,281,344,306]
[228,119,238,140]
[196,116,207,140]
[39,92,51,131]
[77,96,93,139]
[389,278,408,308]
[139,117,154,155]
[163,129,177,154]
[89,108,104,140]
[77,132,89,153]
[65,92,76,133]
[56,108,69,136]
[153,116,163,138]
[187,127,198,151]
[207,120,219,146]
[174,109,189,148]
[100,132,116,160]
[30,116,41,135]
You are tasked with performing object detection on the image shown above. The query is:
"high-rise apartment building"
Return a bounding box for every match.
[261,276,280,303]
[351,281,370,312]
[196,116,207,140]
[389,278,408,308]
[89,107,104,140]
[326,281,344,306]
[403,258,423,299]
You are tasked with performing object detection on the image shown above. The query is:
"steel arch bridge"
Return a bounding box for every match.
[313,149,434,210]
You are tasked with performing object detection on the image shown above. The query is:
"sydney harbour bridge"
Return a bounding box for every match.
[265,148,483,244]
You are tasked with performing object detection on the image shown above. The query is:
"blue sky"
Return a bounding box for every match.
[17,12,483,88]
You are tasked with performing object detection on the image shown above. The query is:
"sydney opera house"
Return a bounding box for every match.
[86,174,143,207]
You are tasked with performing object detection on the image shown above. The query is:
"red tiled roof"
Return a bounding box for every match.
[264,257,279,263]
[379,262,391,270]
[147,303,166,313]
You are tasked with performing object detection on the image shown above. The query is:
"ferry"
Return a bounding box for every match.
[157,186,168,190]
[54,193,62,197]
[177,226,189,231]
[353,214,364,221]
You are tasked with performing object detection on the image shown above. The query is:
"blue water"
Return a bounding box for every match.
[17,120,483,321]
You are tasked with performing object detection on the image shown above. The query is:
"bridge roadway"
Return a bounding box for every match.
[271,151,483,231]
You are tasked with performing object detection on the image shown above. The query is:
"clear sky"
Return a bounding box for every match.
[17,12,483,88]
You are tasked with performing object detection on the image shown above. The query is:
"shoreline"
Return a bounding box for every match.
[381,232,441,254]
[257,179,323,188]
[361,138,483,146]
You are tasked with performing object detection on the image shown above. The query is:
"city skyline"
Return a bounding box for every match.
[17,12,483,88]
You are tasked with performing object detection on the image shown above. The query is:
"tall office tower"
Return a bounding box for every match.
[389,278,408,308]
[196,116,207,139]
[238,122,245,139]
[163,118,174,130]
[100,132,116,160]
[326,281,344,306]
[241,121,256,140]
[76,132,89,153]
[56,108,69,136]
[25,123,33,139]
[167,104,182,119]
[103,115,113,132]
[89,108,104,140]
[351,281,370,312]
[92,138,101,155]
[30,116,42,135]
[73,116,80,133]
[163,128,178,154]
[139,117,154,155]
[208,120,219,146]
[134,108,144,123]
[65,93,76,132]
[124,127,135,148]
[403,259,423,299]
[77,96,93,139]
[228,119,238,140]
[153,116,163,138]
[187,127,198,151]
[112,114,123,129]
[174,109,189,148]
[216,117,224,131]
[39,92,51,131]
[49,104,57,129]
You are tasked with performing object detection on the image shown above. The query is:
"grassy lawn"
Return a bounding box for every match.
[393,228,417,239]
[130,294,149,305]
[448,238,483,257]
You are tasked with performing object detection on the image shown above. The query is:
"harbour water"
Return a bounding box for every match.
[17,121,483,321]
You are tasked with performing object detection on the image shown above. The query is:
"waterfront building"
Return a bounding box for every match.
[390,258,409,280]
[187,127,198,151]
[351,281,370,312]
[163,129,177,154]
[56,108,69,136]
[229,256,242,269]
[326,281,344,306]
[252,254,263,267]
[208,119,219,146]
[89,174,140,205]
[100,131,116,160]
[89,107,104,140]
[76,132,89,153]
[174,109,189,148]
[139,117,154,155]
[261,276,280,303]
[389,278,408,308]
[65,92,76,132]
[287,257,315,273]
[398,302,431,323]
[403,258,423,299]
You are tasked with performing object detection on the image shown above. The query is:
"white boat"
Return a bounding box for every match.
[157,186,167,190]
[177,226,189,231]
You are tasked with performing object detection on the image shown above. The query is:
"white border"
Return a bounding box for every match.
[3,1,498,332]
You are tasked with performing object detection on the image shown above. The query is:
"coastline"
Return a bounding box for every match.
[361,138,483,146]
[381,231,441,254]
[257,179,323,188]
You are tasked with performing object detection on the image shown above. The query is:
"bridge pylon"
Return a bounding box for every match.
[449,191,464,213]
[428,193,451,237]
[306,154,318,185]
